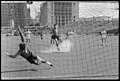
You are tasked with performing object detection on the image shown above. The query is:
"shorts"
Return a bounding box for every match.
[26,52,38,65]
[101,35,107,39]
[52,34,59,39]
[26,38,31,40]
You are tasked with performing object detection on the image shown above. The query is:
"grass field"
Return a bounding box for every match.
[1,34,119,79]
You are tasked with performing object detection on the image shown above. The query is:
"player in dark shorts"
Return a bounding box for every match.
[50,24,62,50]
[40,31,43,40]
[5,25,53,66]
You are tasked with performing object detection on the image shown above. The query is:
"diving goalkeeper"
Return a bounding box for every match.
[5,25,53,67]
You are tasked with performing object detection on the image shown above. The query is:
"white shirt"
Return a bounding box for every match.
[101,30,107,35]
[55,25,59,34]
[101,30,107,38]
[26,31,31,39]
[55,29,58,35]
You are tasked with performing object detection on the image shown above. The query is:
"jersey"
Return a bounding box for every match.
[101,30,107,38]
[52,29,58,35]
[67,30,74,36]
[55,28,58,35]
[19,43,25,51]
[19,43,30,58]
[20,50,31,59]
[20,48,37,64]
[26,31,31,39]
[101,30,107,34]
[68,31,74,35]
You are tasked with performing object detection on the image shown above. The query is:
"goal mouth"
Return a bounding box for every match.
[1,1,118,79]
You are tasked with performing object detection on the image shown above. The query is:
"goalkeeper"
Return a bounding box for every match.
[5,25,53,67]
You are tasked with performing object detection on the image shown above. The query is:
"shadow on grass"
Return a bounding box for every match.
[1,68,51,73]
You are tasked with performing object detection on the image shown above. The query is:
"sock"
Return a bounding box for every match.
[46,61,52,65]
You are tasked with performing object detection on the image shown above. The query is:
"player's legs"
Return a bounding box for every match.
[102,39,106,46]
[41,35,43,40]
[101,38,104,46]
[26,38,31,45]
[41,34,43,39]
[55,38,60,50]
[66,33,68,39]
[28,38,30,43]
[26,51,53,66]
[36,56,53,67]
[51,35,55,44]
[28,39,29,43]
[104,37,107,46]
[51,38,52,44]
[53,38,55,44]
[29,38,31,46]
[51,35,53,44]
[26,39,28,43]
[101,35,104,46]
[103,38,106,45]
[101,35,107,46]
[57,36,62,43]
[53,35,55,44]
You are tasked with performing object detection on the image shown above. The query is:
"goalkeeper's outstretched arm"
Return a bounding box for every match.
[5,51,20,58]
[17,25,29,53]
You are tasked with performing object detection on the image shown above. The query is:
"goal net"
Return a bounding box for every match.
[1,1,119,79]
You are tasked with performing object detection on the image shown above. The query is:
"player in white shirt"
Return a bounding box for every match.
[101,28,107,46]
[25,29,31,44]
[66,28,74,39]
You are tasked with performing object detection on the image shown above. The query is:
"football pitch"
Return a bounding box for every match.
[1,34,119,79]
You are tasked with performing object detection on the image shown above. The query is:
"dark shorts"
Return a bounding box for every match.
[52,34,59,40]
[26,51,38,65]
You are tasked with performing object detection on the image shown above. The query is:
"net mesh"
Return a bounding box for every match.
[1,1,119,79]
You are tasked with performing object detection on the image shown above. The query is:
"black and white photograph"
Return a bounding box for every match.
[1,1,119,80]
